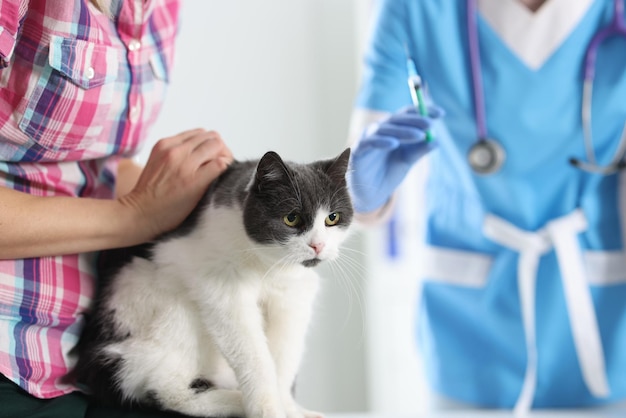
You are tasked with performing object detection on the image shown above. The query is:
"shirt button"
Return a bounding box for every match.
[86,67,95,80]
[129,105,141,122]
[128,39,141,51]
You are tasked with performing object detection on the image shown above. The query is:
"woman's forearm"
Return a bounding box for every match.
[0,129,233,260]
[0,186,148,259]
[116,158,144,198]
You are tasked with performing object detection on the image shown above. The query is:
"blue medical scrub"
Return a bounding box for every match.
[355,0,626,409]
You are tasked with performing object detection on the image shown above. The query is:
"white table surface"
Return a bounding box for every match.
[327,410,626,418]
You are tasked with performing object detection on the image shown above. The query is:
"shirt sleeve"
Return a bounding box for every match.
[354,0,413,113]
[0,0,28,67]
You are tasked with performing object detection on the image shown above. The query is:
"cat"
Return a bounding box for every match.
[70,148,353,418]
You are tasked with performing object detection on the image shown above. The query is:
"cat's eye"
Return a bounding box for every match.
[283,213,301,227]
[325,212,340,226]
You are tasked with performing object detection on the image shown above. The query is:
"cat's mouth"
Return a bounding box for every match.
[302,258,321,268]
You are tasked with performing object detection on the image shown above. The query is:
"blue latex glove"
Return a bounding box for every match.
[348,105,443,213]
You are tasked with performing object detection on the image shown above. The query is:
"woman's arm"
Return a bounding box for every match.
[116,158,144,198]
[0,187,145,258]
[0,128,232,260]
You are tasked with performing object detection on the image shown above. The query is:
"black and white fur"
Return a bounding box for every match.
[71,149,353,418]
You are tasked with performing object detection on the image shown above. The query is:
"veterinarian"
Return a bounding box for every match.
[0,1,232,417]
[348,0,626,413]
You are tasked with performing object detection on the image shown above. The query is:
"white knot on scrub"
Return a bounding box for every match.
[483,209,610,415]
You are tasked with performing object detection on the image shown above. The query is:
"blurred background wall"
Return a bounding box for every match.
[139,1,430,415]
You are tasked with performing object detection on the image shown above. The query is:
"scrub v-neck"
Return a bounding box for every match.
[478,0,595,69]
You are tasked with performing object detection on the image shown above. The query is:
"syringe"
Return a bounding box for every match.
[406,55,433,143]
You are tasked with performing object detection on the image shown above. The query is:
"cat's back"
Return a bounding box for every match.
[152,158,258,242]
[206,159,258,209]
[93,159,258,293]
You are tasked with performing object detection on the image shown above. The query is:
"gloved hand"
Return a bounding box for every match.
[348,105,443,213]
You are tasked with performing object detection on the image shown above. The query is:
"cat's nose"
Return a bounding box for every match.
[309,242,325,255]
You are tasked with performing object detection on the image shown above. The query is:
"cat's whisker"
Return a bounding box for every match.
[261,255,293,281]
[337,245,368,258]
[226,245,284,257]
[326,255,364,334]
[334,255,368,345]
[258,248,305,281]
[328,260,355,317]
[338,254,367,305]
[334,251,367,304]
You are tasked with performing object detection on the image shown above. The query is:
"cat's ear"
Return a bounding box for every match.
[255,151,290,186]
[323,148,351,184]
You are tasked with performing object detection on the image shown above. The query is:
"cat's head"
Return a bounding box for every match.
[244,148,353,268]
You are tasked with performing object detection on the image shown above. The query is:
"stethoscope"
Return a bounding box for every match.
[466,0,626,175]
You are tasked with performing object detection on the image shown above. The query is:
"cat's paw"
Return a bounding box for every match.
[248,409,286,418]
[283,399,324,418]
[300,408,325,418]
[284,408,324,418]
[247,398,286,418]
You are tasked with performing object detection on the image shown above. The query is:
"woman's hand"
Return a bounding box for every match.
[348,106,443,213]
[119,129,233,241]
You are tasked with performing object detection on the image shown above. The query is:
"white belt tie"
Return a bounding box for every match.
[483,209,609,415]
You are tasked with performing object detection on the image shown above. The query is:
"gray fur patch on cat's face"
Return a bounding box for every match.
[243,149,353,266]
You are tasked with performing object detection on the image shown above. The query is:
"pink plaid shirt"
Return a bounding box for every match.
[0,0,180,398]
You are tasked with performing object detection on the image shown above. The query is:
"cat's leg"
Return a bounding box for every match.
[265,268,324,418]
[108,288,246,418]
[110,333,247,417]
[100,346,240,417]
[198,281,286,418]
